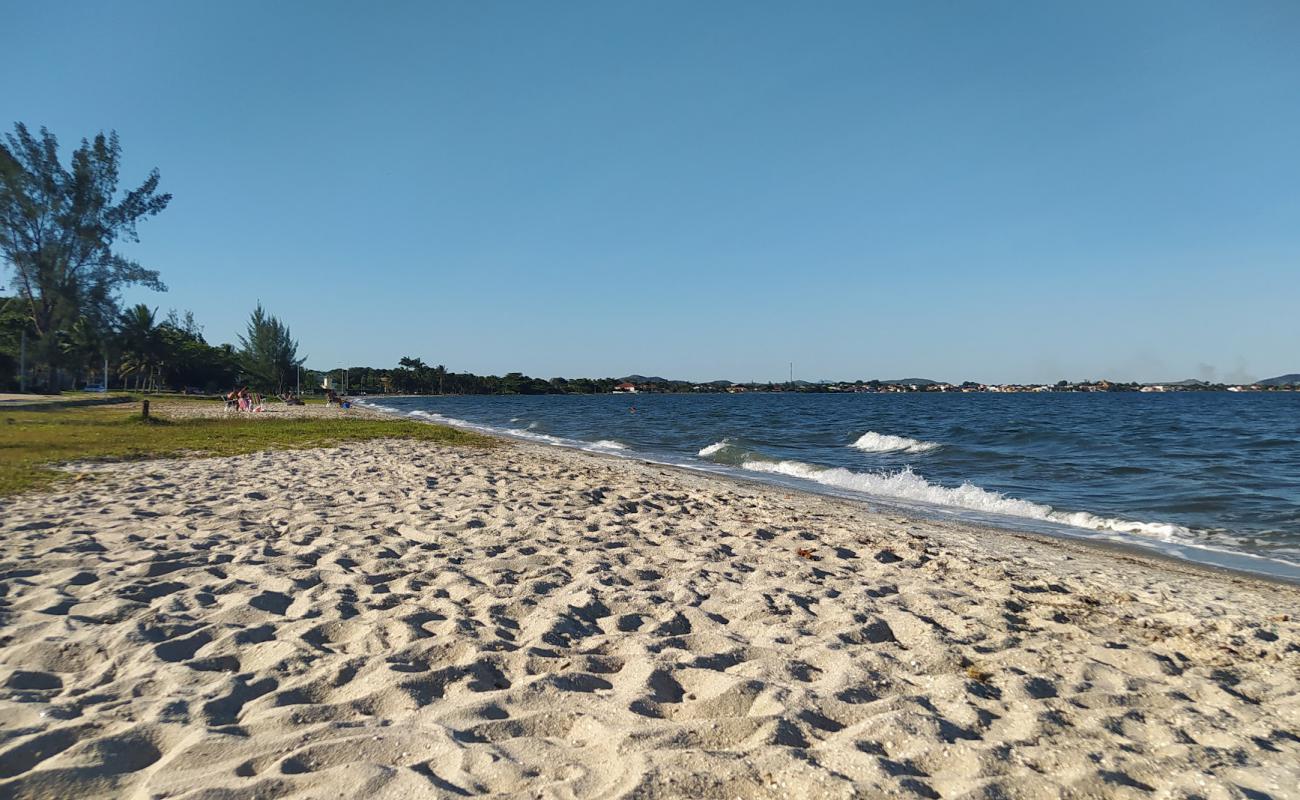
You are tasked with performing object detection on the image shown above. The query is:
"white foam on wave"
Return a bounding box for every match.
[851,431,940,454]
[401,407,511,438]
[590,440,627,451]
[698,441,729,457]
[507,427,569,446]
[739,459,1191,542]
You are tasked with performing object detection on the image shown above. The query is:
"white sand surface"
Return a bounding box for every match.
[1,418,1297,798]
[142,398,388,421]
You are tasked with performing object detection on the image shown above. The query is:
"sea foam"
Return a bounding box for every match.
[850,431,940,454]
[698,441,730,457]
[738,459,1191,542]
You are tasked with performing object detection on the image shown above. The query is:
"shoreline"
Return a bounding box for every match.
[537,437,1300,591]
[1,404,1297,798]
[357,398,1300,587]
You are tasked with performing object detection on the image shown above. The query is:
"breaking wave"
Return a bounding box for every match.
[698,441,730,457]
[851,431,940,454]
[738,458,1191,541]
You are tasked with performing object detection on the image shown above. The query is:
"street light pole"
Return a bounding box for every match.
[19,330,26,393]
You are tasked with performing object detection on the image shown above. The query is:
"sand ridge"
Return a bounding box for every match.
[0,432,1297,799]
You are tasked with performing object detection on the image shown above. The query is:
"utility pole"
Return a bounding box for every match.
[296,365,300,396]
[19,330,26,393]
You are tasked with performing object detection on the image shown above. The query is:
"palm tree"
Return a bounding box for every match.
[118,304,161,391]
[58,317,107,388]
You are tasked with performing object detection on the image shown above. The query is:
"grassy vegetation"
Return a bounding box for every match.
[0,401,495,496]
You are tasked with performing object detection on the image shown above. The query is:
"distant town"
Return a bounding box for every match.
[604,374,1300,394]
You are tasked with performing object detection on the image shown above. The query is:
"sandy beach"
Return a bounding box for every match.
[1,403,1297,799]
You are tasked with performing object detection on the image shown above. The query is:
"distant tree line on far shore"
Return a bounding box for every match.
[313,370,1300,396]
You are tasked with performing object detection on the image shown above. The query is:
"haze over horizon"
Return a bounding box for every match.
[7,1,1299,385]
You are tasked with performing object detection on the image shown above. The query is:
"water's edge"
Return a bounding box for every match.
[358,397,1300,586]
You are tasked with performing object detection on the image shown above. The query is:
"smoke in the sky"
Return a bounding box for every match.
[1196,360,1255,385]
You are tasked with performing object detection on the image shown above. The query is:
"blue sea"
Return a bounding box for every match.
[358,392,1300,581]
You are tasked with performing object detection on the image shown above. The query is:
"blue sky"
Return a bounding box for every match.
[7,1,1299,383]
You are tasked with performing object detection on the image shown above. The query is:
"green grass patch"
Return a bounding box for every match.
[0,402,496,496]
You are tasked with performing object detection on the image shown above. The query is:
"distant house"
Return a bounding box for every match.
[613,382,638,394]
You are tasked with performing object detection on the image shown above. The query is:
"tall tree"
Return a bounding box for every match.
[238,303,303,393]
[0,124,171,342]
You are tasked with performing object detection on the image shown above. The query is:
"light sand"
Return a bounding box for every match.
[1,407,1297,799]
[146,399,389,421]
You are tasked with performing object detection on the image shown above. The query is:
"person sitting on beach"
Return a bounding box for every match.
[224,388,239,411]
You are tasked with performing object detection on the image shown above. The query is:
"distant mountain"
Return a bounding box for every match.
[1165,379,1212,387]
[1258,374,1300,387]
[619,375,672,384]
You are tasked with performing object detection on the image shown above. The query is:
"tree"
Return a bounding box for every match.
[58,315,107,386]
[238,303,303,393]
[118,304,161,390]
[0,123,171,354]
[152,311,238,392]
[0,296,29,390]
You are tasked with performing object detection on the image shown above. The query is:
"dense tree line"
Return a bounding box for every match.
[316,360,631,396]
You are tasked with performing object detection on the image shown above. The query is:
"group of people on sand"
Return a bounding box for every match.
[224,386,268,412]
[224,386,263,412]
[224,386,306,412]
[220,385,353,412]
[323,388,350,408]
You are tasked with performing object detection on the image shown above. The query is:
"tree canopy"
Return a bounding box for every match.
[238,303,304,393]
[0,123,171,339]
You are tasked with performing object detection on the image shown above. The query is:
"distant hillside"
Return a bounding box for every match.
[1258,374,1300,387]
[619,375,672,384]
[880,378,940,386]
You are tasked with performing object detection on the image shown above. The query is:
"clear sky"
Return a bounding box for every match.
[7,1,1299,383]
